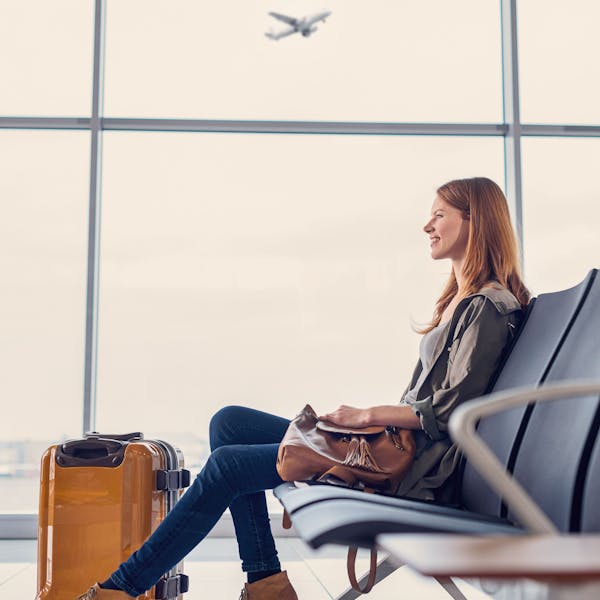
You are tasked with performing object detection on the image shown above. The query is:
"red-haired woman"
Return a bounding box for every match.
[76,177,529,600]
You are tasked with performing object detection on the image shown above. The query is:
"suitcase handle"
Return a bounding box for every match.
[56,439,127,467]
[85,431,144,441]
[157,469,191,491]
[155,573,189,598]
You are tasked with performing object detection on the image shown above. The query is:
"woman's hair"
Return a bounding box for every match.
[422,176,530,333]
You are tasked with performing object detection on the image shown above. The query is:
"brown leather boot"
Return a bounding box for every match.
[239,571,298,599]
[74,583,133,599]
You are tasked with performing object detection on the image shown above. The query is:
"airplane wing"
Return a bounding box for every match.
[265,27,297,41]
[306,11,331,27]
[269,12,298,26]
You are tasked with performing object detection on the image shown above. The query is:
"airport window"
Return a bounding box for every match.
[0,1,93,117]
[519,0,600,125]
[1,1,599,528]
[521,138,600,294]
[104,0,502,122]
[94,133,503,483]
[0,131,89,511]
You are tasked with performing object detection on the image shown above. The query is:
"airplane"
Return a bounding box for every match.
[265,10,332,41]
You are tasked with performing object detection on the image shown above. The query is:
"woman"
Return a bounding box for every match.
[76,177,529,600]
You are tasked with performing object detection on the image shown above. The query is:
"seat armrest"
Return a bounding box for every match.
[448,380,600,533]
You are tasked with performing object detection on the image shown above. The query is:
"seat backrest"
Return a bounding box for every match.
[460,270,596,517]
[508,270,600,531]
[581,425,600,532]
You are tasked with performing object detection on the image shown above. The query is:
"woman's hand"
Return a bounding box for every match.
[318,405,371,429]
[319,404,422,430]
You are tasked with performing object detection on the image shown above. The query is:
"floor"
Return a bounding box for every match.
[1,538,493,599]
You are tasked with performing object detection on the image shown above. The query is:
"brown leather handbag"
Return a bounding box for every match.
[276,404,416,593]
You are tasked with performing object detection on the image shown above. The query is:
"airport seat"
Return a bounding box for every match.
[274,269,600,599]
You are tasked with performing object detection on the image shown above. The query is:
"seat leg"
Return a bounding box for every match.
[434,577,469,600]
[334,555,399,600]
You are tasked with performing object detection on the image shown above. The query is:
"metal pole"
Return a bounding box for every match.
[501,0,524,268]
[83,0,106,434]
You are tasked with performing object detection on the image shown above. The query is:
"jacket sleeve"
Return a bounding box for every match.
[411,297,515,441]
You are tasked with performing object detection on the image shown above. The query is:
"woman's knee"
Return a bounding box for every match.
[202,445,243,492]
[209,405,247,449]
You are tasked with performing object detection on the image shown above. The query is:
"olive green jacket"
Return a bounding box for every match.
[396,286,524,502]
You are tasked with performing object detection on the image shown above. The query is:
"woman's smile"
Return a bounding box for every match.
[423,195,469,262]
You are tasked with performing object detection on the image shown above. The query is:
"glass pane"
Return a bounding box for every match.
[522,138,600,294]
[0,131,89,512]
[97,132,503,491]
[105,0,502,122]
[519,0,600,125]
[0,1,94,117]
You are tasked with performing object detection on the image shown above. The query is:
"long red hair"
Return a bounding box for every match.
[422,177,530,333]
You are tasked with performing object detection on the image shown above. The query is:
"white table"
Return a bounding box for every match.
[377,533,600,600]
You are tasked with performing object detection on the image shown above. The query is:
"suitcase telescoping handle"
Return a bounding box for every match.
[85,431,144,442]
[56,438,128,467]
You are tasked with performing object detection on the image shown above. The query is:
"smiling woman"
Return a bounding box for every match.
[420,178,530,334]
[424,198,470,263]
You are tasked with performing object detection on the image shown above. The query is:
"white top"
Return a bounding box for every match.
[402,320,450,404]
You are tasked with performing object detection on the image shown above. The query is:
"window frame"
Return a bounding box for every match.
[2,0,600,538]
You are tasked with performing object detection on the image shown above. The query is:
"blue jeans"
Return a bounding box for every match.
[110,406,290,597]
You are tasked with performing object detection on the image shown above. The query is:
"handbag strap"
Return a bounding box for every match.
[317,465,358,487]
[282,509,292,530]
[347,546,378,594]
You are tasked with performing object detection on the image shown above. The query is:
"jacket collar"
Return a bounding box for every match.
[426,285,522,374]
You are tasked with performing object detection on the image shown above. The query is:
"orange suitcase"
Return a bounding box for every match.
[36,433,190,600]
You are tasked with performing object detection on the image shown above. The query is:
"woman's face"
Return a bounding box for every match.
[423,195,470,262]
